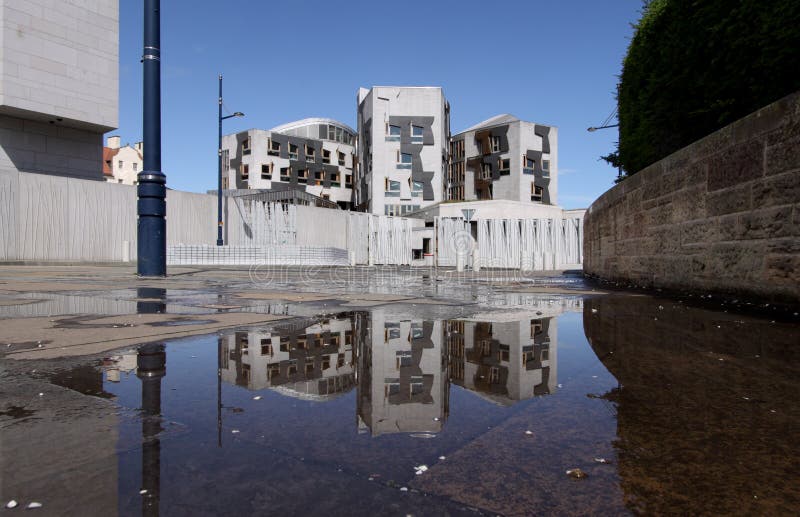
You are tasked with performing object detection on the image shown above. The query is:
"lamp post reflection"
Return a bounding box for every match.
[136,343,166,517]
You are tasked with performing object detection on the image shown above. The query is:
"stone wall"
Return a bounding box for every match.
[584,91,800,303]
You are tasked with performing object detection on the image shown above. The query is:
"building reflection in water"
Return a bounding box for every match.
[218,305,569,436]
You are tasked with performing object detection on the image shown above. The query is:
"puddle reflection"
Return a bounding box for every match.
[6,295,799,516]
[216,309,562,437]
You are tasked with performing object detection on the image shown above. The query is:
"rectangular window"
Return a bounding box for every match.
[411,124,424,141]
[490,136,501,153]
[118,160,123,169]
[481,162,492,179]
[542,159,550,172]
[322,149,331,164]
[525,156,535,169]
[297,169,308,183]
[289,143,298,160]
[133,163,138,172]
[411,180,423,196]
[280,167,290,181]
[338,151,346,166]
[397,152,412,169]
[345,174,352,187]
[268,139,280,156]
[335,126,343,143]
[499,158,510,174]
[330,172,340,186]
[328,124,336,141]
[261,163,272,179]
[242,138,251,154]
[531,184,543,202]
[241,164,249,179]
[305,145,315,161]
[387,124,401,137]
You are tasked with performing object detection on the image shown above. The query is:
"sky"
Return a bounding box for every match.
[114,0,643,209]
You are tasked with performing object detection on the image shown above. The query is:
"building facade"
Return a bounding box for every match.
[0,0,118,180]
[447,114,557,205]
[221,118,357,210]
[356,86,450,215]
[103,135,142,185]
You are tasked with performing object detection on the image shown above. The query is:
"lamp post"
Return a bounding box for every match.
[587,123,622,180]
[217,75,244,246]
[137,0,166,276]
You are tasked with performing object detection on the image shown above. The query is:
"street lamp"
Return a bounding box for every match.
[217,74,244,246]
[587,121,621,179]
[587,123,619,132]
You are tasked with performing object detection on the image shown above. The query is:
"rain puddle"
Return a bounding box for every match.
[1,296,799,516]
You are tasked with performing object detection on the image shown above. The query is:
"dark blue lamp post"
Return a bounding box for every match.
[137,0,166,276]
[217,75,244,246]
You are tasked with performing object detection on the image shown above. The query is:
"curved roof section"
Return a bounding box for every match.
[270,117,356,136]
[458,114,520,134]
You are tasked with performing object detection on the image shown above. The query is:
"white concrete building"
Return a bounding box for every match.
[447,114,557,204]
[221,118,357,209]
[103,135,142,185]
[356,86,450,215]
[220,316,355,399]
[357,310,448,436]
[0,0,118,180]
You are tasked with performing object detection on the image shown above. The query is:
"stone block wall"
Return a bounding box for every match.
[584,91,800,303]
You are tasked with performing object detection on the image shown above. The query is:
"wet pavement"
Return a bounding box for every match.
[0,266,799,516]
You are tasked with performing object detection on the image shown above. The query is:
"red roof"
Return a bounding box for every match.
[103,147,119,177]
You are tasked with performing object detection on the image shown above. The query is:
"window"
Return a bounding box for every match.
[498,158,510,174]
[280,167,290,181]
[328,124,336,141]
[322,149,331,164]
[289,143,298,160]
[297,169,308,183]
[221,149,230,171]
[241,164,249,179]
[525,156,535,169]
[261,343,272,356]
[133,163,138,172]
[385,178,401,196]
[338,151,346,166]
[396,350,413,368]
[531,184,543,202]
[490,136,501,153]
[411,124,424,141]
[397,152,412,169]
[118,160,123,169]
[268,139,280,156]
[305,145,315,161]
[481,162,492,180]
[242,138,251,154]
[386,124,401,140]
[542,159,550,173]
[345,174,352,187]
[261,163,272,179]
[411,180,423,197]
[330,172,340,186]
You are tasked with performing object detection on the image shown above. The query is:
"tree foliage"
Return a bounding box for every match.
[617,0,800,175]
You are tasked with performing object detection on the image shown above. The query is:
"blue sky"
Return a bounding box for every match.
[115,0,643,208]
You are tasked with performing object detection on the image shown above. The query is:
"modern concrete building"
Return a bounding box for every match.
[220,315,355,400]
[103,135,142,185]
[356,86,450,215]
[357,309,448,436]
[221,118,357,209]
[446,314,557,405]
[447,114,557,204]
[0,0,118,180]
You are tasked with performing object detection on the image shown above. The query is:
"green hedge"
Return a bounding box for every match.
[618,0,800,175]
